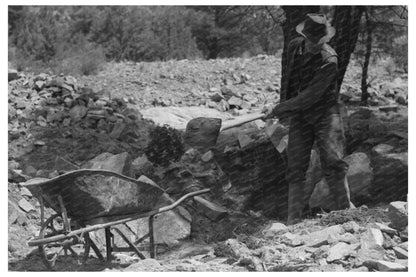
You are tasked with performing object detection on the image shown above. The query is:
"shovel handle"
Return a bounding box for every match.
[220,113,265,132]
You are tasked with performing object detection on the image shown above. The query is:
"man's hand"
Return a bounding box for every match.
[262,105,275,120]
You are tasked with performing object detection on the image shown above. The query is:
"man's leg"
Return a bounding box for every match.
[286,116,315,225]
[315,112,352,210]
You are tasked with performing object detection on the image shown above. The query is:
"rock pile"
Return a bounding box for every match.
[8,72,156,178]
[9,72,148,142]
[210,204,408,272]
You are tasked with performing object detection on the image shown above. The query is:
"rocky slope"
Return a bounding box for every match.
[8,55,408,271]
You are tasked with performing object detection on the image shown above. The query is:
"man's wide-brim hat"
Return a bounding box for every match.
[296,13,335,44]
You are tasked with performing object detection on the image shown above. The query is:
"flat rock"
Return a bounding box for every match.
[387,201,408,230]
[221,86,240,99]
[8,169,29,183]
[375,260,407,272]
[227,96,243,107]
[217,99,230,112]
[360,228,384,249]
[240,100,251,110]
[210,92,224,102]
[356,246,385,264]
[201,150,214,162]
[372,222,397,236]
[338,232,359,244]
[8,200,27,225]
[281,232,303,247]
[82,152,131,176]
[18,198,35,213]
[263,222,288,238]
[69,105,88,121]
[144,208,191,246]
[399,241,408,251]
[382,232,396,249]
[399,226,408,241]
[109,121,126,139]
[302,225,344,247]
[326,242,359,262]
[372,144,394,155]
[393,246,408,259]
[19,187,32,198]
[342,221,360,233]
[237,133,254,148]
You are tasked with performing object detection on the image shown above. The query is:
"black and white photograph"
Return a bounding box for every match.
[7,3,409,272]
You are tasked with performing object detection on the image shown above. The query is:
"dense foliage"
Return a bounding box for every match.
[145,125,185,167]
[8,5,407,76]
[8,6,282,73]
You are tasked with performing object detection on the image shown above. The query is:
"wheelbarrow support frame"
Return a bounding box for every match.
[29,188,210,266]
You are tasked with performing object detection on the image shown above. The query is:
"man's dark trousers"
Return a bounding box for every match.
[286,107,351,223]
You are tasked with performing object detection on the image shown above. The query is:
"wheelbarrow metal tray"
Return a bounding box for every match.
[24,169,165,221]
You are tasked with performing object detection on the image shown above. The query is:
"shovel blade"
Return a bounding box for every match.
[184,117,222,151]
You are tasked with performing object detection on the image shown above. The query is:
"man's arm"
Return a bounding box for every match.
[280,37,303,103]
[273,56,337,117]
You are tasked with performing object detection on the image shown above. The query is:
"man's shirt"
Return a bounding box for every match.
[277,37,339,124]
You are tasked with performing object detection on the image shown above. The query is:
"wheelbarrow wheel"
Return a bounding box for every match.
[38,214,91,270]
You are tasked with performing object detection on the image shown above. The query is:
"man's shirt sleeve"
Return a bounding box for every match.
[274,56,337,115]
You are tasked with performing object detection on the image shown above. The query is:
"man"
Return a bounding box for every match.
[264,13,354,225]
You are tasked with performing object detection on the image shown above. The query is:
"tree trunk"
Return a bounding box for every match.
[330,6,364,93]
[361,9,373,106]
[280,6,320,102]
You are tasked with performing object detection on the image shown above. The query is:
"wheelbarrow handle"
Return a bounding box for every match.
[220,113,265,132]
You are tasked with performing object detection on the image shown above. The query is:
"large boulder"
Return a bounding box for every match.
[370,150,407,203]
[308,152,373,209]
[215,136,288,219]
[387,201,408,230]
[345,108,388,153]
[89,188,192,251]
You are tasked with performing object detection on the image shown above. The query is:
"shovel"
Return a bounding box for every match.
[183,112,265,150]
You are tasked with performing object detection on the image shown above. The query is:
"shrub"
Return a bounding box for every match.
[144,125,185,167]
[52,36,106,76]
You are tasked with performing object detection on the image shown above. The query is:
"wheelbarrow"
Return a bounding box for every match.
[24,169,209,270]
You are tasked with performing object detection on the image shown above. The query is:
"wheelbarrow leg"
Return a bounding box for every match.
[58,195,71,233]
[86,234,105,262]
[149,215,156,259]
[105,228,113,262]
[112,227,146,260]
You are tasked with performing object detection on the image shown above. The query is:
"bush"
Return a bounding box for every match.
[59,44,105,76]
[144,125,185,167]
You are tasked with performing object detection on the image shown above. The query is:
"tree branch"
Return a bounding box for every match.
[264,6,281,25]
